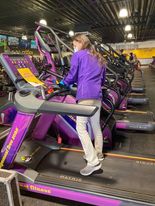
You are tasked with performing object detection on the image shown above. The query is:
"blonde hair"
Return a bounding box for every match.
[72,34,106,66]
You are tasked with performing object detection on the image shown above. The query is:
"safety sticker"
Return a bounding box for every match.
[17,68,44,87]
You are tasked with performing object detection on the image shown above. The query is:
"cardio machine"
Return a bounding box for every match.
[98,43,148,109]
[101,66,155,132]
[35,22,155,133]
[102,43,145,91]
[0,53,155,206]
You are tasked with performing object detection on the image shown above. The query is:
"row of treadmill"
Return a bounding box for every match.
[0,22,155,206]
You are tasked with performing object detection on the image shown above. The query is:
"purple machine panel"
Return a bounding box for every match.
[0,106,17,124]
[32,113,56,139]
[107,89,119,105]
[116,121,128,129]
[0,112,34,169]
[2,53,39,78]
[19,182,122,206]
[117,79,128,92]
[119,98,127,110]
[31,95,81,145]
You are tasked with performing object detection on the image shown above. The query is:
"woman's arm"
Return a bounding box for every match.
[63,53,79,85]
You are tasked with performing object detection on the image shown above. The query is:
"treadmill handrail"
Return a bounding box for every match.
[35,22,74,53]
[15,92,98,117]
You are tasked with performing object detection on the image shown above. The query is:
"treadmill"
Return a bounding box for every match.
[0,54,155,206]
[101,43,145,93]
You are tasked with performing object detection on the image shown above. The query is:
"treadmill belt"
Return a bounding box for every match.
[115,130,155,155]
[115,112,154,122]
[36,150,155,205]
[37,68,155,206]
[143,69,155,114]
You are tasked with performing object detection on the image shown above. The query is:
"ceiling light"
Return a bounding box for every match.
[119,8,128,18]
[39,19,47,26]
[75,31,91,36]
[125,25,131,31]
[22,35,27,40]
[127,33,133,39]
[68,30,75,37]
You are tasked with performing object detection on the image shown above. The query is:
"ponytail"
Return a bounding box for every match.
[89,45,106,66]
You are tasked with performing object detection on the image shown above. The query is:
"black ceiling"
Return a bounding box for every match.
[0,0,155,43]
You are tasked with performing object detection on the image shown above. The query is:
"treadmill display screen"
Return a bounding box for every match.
[4,54,39,80]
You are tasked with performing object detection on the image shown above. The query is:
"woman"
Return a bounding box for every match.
[129,52,134,63]
[61,34,106,176]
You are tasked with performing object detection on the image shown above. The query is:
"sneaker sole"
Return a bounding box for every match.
[80,164,102,176]
[99,157,105,161]
[83,157,104,162]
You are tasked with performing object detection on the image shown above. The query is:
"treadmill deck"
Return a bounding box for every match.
[35,149,155,205]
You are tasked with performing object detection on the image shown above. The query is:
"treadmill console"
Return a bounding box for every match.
[0,54,39,90]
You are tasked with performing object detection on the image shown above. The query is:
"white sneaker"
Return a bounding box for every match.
[83,153,104,162]
[80,163,102,176]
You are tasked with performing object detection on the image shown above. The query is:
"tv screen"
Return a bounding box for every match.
[0,35,7,46]
[8,36,19,46]
[20,39,31,49]
[31,40,37,49]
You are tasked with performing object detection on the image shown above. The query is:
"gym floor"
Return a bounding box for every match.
[0,67,155,205]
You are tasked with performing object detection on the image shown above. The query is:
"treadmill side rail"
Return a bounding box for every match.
[19,181,149,206]
[15,92,98,117]
[116,121,155,132]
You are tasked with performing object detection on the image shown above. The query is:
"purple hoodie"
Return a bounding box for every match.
[64,49,106,101]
